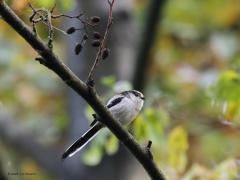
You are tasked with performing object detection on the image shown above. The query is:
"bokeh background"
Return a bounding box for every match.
[1,0,240,179]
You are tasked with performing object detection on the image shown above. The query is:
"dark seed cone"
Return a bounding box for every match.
[93,32,101,39]
[91,40,101,47]
[83,34,88,40]
[91,16,101,23]
[102,48,110,59]
[75,43,82,55]
[66,27,76,34]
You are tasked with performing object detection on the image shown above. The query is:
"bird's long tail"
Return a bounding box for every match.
[61,123,103,160]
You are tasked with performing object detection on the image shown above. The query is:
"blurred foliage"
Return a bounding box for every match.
[0,0,71,179]
[1,0,240,179]
[167,126,188,174]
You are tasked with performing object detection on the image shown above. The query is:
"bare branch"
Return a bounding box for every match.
[0,1,165,179]
[86,0,115,84]
[28,3,97,48]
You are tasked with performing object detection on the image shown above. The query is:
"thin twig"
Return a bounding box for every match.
[50,3,56,14]
[52,13,97,32]
[86,0,115,84]
[28,3,96,48]
[47,11,53,49]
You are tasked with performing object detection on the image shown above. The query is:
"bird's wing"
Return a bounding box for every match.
[106,94,124,109]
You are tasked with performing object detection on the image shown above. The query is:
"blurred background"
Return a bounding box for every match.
[1,0,240,179]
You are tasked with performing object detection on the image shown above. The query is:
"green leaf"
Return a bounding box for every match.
[36,0,55,8]
[82,145,103,166]
[168,126,188,173]
[101,76,116,88]
[85,105,95,123]
[133,115,148,142]
[105,134,119,155]
[210,70,240,101]
[60,0,75,11]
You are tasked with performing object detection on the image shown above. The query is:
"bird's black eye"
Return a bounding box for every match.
[133,91,140,97]
[132,91,144,100]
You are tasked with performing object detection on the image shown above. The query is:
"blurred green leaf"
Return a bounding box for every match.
[133,115,148,142]
[200,130,240,163]
[85,105,95,123]
[36,0,55,8]
[82,144,103,166]
[168,126,188,173]
[59,0,75,11]
[105,134,119,155]
[101,76,116,88]
[210,70,240,101]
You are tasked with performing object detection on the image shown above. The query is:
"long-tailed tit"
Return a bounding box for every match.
[62,90,145,160]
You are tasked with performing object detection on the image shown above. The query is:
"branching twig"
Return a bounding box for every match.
[0,1,165,179]
[51,13,96,28]
[86,0,115,85]
[28,3,97,49]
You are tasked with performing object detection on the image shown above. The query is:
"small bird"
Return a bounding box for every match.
[61,90,145,160]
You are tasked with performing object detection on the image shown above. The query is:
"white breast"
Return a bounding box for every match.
[109,97,139,125]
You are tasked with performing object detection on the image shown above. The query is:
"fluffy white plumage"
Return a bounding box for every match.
[107,90,144,125]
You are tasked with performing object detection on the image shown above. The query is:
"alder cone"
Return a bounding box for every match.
[102,48,110,59]
[91,16,101,23]
[66,27,76,34]
[93,32,101,39]
[83,34,88,40]
[75,43,82,55]
[91,40,101,47]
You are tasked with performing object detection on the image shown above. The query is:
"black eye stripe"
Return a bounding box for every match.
[132,91,142,97]
[133,92,139,96]
[120,90,143,98]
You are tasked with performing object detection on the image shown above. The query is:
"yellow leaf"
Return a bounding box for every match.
[82,146,103,166]
[105,134,119,155]
[168,126,189,173]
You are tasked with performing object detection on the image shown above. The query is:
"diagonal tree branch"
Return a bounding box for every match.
[0,1,165,179]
